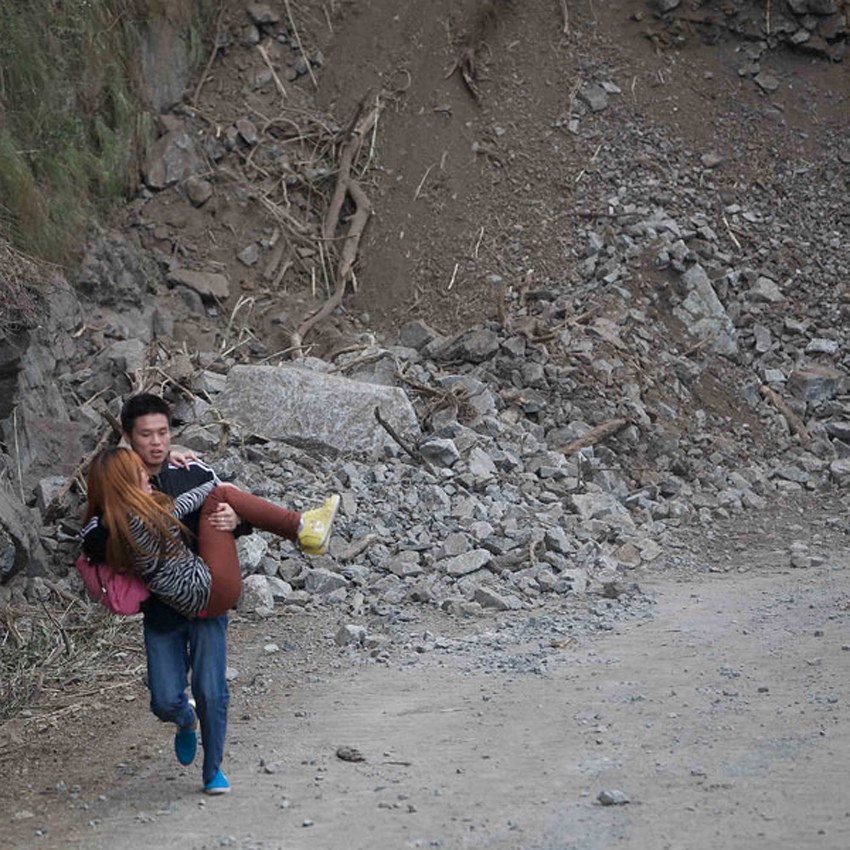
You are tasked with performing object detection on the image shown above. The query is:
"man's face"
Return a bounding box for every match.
[126,413,171,473]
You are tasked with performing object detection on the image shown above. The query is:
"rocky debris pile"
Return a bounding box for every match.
[3,110,850,622]
[643,0,848,65]
[1,0,848,634]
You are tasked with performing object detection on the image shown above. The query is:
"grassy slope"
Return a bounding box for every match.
[0,0,215,264]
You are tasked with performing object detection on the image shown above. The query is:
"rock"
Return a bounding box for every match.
[143,130,202,190]
[420,438,460,467]
[474,585,521,610]
[788,365,844,401]
[673,264,737,355]
[827,421,850,441]
[304,568,347,594]
[387,550,424,578]
[557,569,588,594]
[238,243,261,266]
[569,493,635,532]
[96,339,148,375]
[397,320,443,350]
[807,0,838,13]
[218,365,420,456]
[335,624,367,646]
[598,789,630,806]
[137,19,194,112]
[235,118,259,146]
[0,486,46,581]
[829,459,850,484]
[34,476,66,514]
[805,338,839,355]
[754,72,780,93]
[237,575,274,614]
[267,577,292,600]
[749,277,784,303]
[236,534,269,575]
[443,549,492,577]
[753,324,772,353]
[614,542,642,568]
[185,176,213,206]
[467,446,497,479]
[168,268,230,302]
[439,329,500,363]
[247,2,280,24]
[578,83,609,112]
[700,152,724,169]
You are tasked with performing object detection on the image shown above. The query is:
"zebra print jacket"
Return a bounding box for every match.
[82,479,216,618]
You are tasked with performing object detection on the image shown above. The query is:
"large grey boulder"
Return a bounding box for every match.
[218,365,420,455]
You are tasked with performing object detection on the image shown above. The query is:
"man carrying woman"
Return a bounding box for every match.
[81,394,338,795]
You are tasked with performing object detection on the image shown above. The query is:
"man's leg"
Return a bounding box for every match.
[143,619,196,730]
[188,614,230,787]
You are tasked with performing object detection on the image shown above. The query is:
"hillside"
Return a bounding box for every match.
[1,1,849,847]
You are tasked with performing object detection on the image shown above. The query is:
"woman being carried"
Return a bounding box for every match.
[83,447,340,619]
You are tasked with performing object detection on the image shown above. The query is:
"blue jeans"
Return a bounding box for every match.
[143,614,229,785]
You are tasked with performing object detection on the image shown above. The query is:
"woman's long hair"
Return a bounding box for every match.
[83,448,187,573]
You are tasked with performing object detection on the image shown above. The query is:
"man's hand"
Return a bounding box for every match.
[170,450,199,469]
[208,502,240,532]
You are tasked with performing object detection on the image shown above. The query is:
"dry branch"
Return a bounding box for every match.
[192,4,227,106]
[558,418,630,456]
[374,407,436,475]
[290,99,382,356]
[256,43,288,100]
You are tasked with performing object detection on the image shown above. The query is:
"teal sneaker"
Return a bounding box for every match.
[204,769,231,795]
[174,723,197,766]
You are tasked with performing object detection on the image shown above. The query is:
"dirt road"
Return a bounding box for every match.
[8,550,848,850]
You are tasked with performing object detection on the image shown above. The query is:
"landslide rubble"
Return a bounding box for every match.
[1,0,849,642]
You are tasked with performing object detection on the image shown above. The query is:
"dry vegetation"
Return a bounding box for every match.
[0,590,145,730]
[0,235,52,336]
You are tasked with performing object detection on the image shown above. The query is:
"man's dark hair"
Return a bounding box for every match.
[121,393,171,434]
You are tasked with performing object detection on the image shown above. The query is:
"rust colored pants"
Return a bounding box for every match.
[199,485,301,617]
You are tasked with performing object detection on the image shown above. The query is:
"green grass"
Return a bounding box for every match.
[0,0,217,264]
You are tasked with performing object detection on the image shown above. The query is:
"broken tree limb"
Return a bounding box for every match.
[291,100,381,357]
[291,180,371,355]
[374,407,436,475]
[759,385,809,441]
[558,418,630,456]
[322,101,380,243]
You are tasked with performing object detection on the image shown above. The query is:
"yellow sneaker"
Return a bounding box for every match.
[298,494,340,555]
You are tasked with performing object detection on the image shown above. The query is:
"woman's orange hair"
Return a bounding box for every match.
[83,448,187,573]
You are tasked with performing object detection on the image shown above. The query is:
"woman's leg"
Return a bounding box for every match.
[198,486,302,617]
[211,485,302,539]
